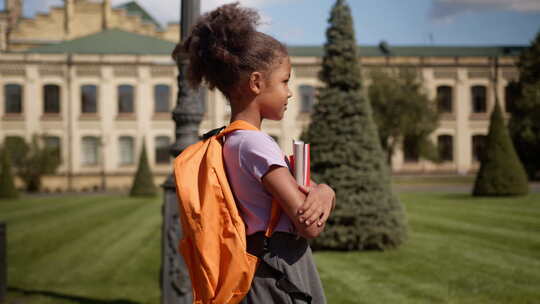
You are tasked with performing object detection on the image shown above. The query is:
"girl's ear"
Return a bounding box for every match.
[249,71,264,95]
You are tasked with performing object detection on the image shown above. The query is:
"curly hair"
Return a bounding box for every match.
[172,2,288,98]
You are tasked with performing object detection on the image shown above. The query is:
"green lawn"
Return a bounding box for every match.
[0,192,539,304]
[392,175,476,185]
[1,195,162,304]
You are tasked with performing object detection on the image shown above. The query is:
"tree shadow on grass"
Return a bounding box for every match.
[8,286,142,304]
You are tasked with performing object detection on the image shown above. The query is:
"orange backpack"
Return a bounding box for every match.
[173,120,281,304]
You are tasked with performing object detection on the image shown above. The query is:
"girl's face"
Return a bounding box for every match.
[256,56,292,121]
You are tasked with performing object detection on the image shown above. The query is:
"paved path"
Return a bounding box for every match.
[394,182,540,193]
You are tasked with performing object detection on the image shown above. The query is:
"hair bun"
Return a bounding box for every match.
[175,2,287,96]
[181,3,260,88]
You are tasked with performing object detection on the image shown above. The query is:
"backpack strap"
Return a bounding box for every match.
[202,126,226,140]
[217,120,282,237]
[265,200,281,237]
[216,120,259,139]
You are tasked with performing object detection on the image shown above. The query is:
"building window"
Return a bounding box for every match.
[505,82,519,113]
[436,85,452,113]
[155,136,170,164]
[472,135,487,162]
[438,135,453,162]
[44,136,62,163]
[44,84,60,114]
[471,85,487,113]
[299,85,316,113]
[118,85,134,113]
[403,135,419,163]
[118,136,135,165]
[82,136,100,165]
[4,84,23,114]
[154,84,171,113]
[81,85,98,114]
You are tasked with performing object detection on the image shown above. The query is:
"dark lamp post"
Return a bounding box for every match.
[181,0,200,41]
[160,1,201,303]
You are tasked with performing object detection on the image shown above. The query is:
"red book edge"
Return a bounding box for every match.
[306,144,310,187]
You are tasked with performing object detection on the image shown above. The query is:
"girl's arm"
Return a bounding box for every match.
[298,183,336,227]
[262,166,335,239]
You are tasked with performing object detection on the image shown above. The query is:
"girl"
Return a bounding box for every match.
[179,3,336,303]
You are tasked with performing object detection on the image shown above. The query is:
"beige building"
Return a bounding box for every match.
[0,0,524,191]
[0,0,179,51]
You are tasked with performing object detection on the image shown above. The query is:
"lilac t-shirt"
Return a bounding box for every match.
[223,130,295,235]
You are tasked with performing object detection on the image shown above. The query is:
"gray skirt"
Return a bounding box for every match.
[240,232,327,304]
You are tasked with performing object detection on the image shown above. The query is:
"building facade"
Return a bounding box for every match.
[0,0,179,51]
[0,0,524,191]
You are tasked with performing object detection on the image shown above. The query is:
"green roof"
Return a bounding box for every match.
[25,29,176,55]
[288,45,525,57]
[23,28,525,57]
[115,1,161,29]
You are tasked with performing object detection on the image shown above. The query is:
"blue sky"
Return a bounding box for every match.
[5,0,540,46]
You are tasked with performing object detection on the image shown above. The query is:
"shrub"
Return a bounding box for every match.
[473,102,529,196]
[130,141,157,197]
[0,148,19,199]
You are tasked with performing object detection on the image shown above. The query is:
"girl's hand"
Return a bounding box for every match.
[297,183,335,227]
[262,167,330,239]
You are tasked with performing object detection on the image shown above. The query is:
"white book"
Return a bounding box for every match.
[291,140,310,187]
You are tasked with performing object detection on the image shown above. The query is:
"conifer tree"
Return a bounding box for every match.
[509,29,540,180]
[130,141,157,197]
[302,0,407,250]
[0,148,19,199]
[473,101,529,196]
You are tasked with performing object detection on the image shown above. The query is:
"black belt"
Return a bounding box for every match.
[247,232,313,303]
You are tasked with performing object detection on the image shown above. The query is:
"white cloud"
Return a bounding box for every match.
[430,0,540,22]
